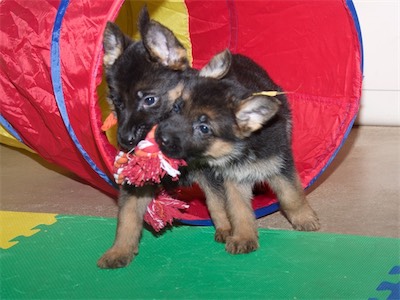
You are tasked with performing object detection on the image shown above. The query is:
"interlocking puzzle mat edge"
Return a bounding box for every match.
[0,210,57,249]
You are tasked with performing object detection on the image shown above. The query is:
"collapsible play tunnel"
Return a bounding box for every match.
[0,0,362,224]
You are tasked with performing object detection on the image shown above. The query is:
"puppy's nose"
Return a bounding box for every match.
[118,133,135,150]
[123,135,135,145]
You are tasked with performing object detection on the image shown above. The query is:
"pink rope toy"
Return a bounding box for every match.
[111,125,192,232]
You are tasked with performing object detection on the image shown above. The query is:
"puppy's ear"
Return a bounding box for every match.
[199,49,232,79]
[103,22,132,67]
[139,6,188,70]
[234,95,281,137]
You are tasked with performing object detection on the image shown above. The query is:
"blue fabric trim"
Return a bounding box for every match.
[254,202,280,219]
[179,202,280,226]
[51,0,116,188]
[346,0,364,72]
[179,218,214,227]
[0,114,24,143]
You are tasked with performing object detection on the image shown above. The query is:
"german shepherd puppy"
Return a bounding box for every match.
[156,50,320,254]
[98,8,196,269]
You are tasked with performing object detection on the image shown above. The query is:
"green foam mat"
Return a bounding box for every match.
[1,215,399,299]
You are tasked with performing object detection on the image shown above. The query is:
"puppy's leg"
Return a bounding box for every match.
[97,186,154,269]
[224,180,259,254]
[195,172,232,243]
[267,173,320,231]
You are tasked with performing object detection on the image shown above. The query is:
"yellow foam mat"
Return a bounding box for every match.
[0,211,57,249]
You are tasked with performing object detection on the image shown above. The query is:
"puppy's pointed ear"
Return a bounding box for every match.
[235,95,281,137]
[139,6,188,70]
[103,22,132,67]
[199,49,232,79]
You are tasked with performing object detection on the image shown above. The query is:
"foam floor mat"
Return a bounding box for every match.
[1,212,399,299]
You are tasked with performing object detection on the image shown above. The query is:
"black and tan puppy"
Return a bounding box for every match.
[98,8,195,269]
[156,50,320,253]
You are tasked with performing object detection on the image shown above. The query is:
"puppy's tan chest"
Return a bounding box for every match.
[216,155,285,184]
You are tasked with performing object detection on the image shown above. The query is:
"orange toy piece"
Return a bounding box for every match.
[101,113,118,132]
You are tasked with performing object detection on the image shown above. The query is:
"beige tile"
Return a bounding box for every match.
[0,145,118,217]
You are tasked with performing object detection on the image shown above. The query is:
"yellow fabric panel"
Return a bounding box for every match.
[0,211,57,249]
[99,0,192,147]
[0,125,35,153]
[116,0,192,64]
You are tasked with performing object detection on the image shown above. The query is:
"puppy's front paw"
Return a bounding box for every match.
[215,228,232,243]
[289,206,320,231]
[225,236,259,254]
[97,248,134,269]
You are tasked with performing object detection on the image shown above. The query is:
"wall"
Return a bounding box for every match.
[353,0,399,126]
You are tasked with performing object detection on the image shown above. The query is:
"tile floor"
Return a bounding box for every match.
[1,126,399,238]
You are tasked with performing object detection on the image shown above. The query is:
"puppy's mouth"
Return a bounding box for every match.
[118,125,151,152]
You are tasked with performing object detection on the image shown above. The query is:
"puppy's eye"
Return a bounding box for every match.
[199,124,210,134]
[144,95,158,106]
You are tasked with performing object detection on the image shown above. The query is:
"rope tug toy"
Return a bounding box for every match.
[113,126,187,186]
[103,115,190,231]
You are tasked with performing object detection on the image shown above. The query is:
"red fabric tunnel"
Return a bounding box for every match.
[0,0,363,224]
